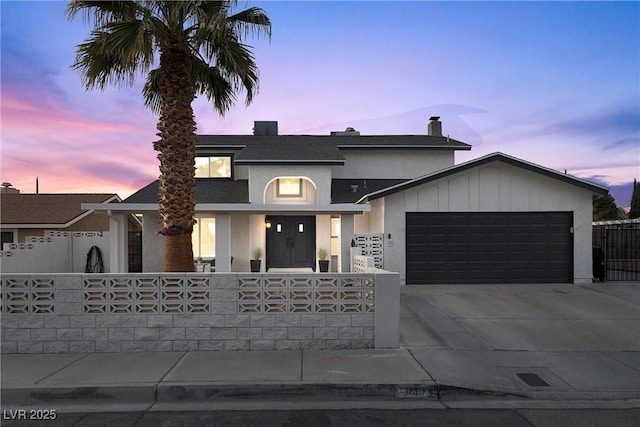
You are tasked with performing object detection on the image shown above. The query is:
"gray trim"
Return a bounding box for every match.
[82,203,370,214]
[336,145,471,150]
[234,160,345,165]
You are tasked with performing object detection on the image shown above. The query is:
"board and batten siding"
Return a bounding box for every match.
[382,162,594,285]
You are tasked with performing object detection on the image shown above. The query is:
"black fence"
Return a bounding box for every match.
[593,221,640,282]
[128,231,143,273]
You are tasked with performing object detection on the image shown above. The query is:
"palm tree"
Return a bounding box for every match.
[66,1,271,271]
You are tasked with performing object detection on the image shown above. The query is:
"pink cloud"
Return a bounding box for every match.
[1,88,159,198]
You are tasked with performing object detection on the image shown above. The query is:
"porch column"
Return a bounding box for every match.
[340,214,355,273]
[215,214,231,272]
[109,213,128,273]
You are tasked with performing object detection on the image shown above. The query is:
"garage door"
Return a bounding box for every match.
[406,212,573,284]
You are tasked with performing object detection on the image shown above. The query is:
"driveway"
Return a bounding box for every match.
[400,282,640,399]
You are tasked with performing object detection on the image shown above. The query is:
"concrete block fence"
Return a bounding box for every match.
[0,272,399,354]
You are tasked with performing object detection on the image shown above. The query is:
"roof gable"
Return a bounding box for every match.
[359,152,609,202]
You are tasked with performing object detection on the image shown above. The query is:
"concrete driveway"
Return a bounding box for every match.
[400,282,640,401]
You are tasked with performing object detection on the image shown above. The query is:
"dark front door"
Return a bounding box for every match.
[266,216,316,271]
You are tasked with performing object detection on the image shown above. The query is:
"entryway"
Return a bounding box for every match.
[266,215,316,271]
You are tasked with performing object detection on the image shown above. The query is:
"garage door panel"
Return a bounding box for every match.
[406,212,573,284]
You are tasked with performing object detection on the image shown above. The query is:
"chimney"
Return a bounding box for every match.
[253,121,278,136]
[428,116,442,137]
[1,182,19,194]
[330,127,360,136]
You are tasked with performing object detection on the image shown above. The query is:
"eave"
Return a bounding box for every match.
[82,203,370,215]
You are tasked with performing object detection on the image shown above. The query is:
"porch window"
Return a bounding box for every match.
[192,217,215,258]
[195,156,232,178]
[277,178,302,197]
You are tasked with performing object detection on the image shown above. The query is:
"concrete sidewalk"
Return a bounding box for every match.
[2,346,638,412]
[1,349,440,411]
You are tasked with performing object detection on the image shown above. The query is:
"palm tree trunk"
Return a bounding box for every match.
[154,41,197,272]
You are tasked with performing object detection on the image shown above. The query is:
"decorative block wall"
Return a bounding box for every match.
[1,272,398,354]
[0,231,110,274]
[353,234,384,268]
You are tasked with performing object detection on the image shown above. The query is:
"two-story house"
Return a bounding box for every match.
[86,117,607,284]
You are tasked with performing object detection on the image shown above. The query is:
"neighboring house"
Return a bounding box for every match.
[0,192,142,273]
[85,118,608,284]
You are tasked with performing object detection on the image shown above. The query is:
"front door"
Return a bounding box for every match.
[266,216,316,271]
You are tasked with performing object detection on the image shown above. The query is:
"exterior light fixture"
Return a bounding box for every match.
[265,220,272,229]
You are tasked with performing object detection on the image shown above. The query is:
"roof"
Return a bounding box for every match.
[197,134,471,152]
[0,193,120,226]
[331,179,409,203]
[357,152,609,202]
[233,139,345,165]
[124,179,249,204]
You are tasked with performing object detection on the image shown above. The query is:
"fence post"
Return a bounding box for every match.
[374,271,399,349]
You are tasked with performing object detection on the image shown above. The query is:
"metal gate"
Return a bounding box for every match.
[128,231,143,272]
[592,219,640,281]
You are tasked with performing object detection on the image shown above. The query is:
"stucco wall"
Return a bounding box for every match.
[248,165,332,205]
[230,214,250,272]
[142,213,164,272]
[12,214,113,243]
[382,161,595,285]
[0,232,111,273]
[332,150,454,179]
[264,179,317,204]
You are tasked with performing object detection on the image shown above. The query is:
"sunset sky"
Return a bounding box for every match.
[1,1,638,208]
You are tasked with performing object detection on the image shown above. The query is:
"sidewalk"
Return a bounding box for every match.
[2,347,639,412]
[1,349,441,411]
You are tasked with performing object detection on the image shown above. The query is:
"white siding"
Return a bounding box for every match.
[332,150,454,179]
[248,165,332,204]
[382,161,594,285]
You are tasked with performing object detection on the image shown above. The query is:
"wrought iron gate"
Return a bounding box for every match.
[592,220,640,281]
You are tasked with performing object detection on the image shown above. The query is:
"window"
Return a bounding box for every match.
[195,156,232,178]
[192,217,215,258]
[331,217,340,255]
[277,178,302,197]
[1,231,14,249]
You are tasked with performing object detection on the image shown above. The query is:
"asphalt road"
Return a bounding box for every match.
[2,409,639,427]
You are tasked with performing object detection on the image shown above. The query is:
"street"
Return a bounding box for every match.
[2,409,639,427]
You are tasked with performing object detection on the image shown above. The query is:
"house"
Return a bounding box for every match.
[84,118,608,284]
[0,191,142,273]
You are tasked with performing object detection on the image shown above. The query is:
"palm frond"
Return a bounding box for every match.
[72,20,155,90]
[69,0,270,112]
[227,7,271,41]
[191,55,236,115]
[66,0,140,27]
[142,68,161,113]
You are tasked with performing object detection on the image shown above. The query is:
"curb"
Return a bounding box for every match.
[157,383,438,402]
[1,385,156,407]
[1,382,438,407]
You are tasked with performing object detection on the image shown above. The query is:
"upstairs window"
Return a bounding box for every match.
[195,156,232,178]
[277,178,302,197]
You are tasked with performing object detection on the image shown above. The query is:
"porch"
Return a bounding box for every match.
[94,202,372,274]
